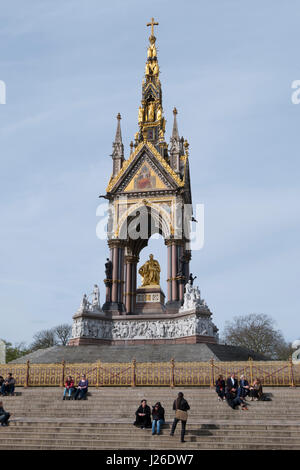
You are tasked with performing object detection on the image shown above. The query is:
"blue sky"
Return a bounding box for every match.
[0,0,299,344]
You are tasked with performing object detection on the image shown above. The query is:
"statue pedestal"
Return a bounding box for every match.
[135,286,166,315]
[69,281,219,346]
[69,307,219,346]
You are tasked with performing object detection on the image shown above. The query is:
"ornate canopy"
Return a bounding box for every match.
[103,19,193,316]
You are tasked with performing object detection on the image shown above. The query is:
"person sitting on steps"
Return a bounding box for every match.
[0,376,4,394]
[238,375,250,399]
[133,399,152,429]
[226,387,248,411]
[226,373,238,395]
[74,374,88,400]
[250,378,263,401]
[0,401,11,426]
[215,375,226,401]
[0,373,15,396]
[152,402,165,435]
[63,376,75,400]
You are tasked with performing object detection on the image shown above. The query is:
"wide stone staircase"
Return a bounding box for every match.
[0,387,299,450]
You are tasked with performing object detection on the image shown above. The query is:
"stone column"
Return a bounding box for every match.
[125,258,131,313]
[124,255,139,314]
[131,260,138,313]
[111,245,119,303]
[165,240,172,303]
[178,245,185,303]
[102,240,126,315]
[171,243,178,301]
[105,280,112,303]
[118,247,125,304]
[166,239,184,314]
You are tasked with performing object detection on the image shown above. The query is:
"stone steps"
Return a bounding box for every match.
[5,398,295,402]
[7,392,298,399]
[6,408,300,414]
[7,422,300,431]
[0,445,298,450]
[0,440,298,450]
[1,387,300,450]
[7,411,300,418]
[21,392,295,394]
[8,387,299,392]
[6,408,298,414]
[1,434,300,444]
[5,401,298,407]
[10,387,299,392]
[4,400,298,405]
[2,429,300,439]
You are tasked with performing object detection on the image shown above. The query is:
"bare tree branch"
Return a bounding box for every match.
[53,324,72,346]
[221,313,291,359]
[30,328,57,351]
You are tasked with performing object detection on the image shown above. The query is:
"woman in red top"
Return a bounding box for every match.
[215,375,226,401]
[63,376,74,400]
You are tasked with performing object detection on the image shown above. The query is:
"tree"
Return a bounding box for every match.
[29,324,72,351]
[222,313,291,360]
[1,341,30,363]
[53,324,72,346]
[3,323,73,363]
[273,341,294,361]
[30,328,57,351]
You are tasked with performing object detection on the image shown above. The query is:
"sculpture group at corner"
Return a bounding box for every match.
[179,281,208,313]
[79,284,101,314]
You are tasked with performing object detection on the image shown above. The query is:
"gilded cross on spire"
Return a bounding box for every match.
[147,17,159,37]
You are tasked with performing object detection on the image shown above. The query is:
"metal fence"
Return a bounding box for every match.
[0,358,299,387]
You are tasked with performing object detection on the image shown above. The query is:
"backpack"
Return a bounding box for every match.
[260,394,271,401]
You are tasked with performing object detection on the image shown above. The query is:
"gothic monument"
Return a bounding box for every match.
[69,18,219,346]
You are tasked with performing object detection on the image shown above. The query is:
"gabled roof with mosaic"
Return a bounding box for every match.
[106,141,185,193]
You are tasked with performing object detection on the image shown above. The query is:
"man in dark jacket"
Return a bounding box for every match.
[226,389,248,411]
[226,373,238,394]
[0,376,4,393]
[0,401,10,426]
[134,399,152,429]
[170,392,190,443]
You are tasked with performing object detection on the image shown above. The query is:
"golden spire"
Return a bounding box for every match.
[145,18,159,77]
[135,18,167,153]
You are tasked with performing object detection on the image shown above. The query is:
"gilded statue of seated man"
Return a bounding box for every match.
[139,254,160,287]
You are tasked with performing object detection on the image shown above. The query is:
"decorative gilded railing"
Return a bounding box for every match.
[0,358,299,387]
